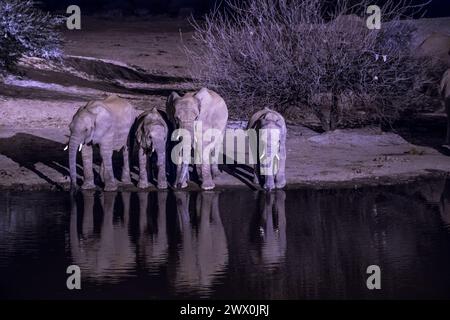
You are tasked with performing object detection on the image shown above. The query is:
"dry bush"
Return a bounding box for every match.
[187,0,442,130]
[0,0,63,74]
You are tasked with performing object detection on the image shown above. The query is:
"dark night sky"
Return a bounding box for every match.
[39,0,450,17]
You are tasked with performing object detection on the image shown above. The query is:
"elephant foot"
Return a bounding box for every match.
[81,181,96,190]
[202,180,215,190]
[176,180,188,189]
[119,180,133,187]
[264,181,275,191]
[104,182,118,192]
[157,180,168,190]
[121,174,132,185]
[138,181,150,189]
[275,178,286,189]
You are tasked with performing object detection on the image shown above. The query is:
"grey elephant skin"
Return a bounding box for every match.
[247,107,287,190]
[167,88,228,190]
[441,69,450,145]
[68,95,136,191]
[134,107,171,189]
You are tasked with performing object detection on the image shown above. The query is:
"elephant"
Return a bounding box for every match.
[247,108,287,190]
[68,94,136,191]
[134,107,171,189]
[440,68,450,145]
[167,88,228,190]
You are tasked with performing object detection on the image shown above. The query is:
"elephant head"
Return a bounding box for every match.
[135,108,168,151]
[68,103,111,189]
[167,91,200,146]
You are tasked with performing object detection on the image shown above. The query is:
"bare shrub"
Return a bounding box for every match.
[187,0,441,130]
[0,0,63,74]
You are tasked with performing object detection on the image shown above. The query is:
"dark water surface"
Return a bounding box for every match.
[1,179,450,300]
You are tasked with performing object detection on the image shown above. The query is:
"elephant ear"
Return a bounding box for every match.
[135,119,147,147]
[166,92,180,122]
[87,103,112,132]
[194,88,212,114]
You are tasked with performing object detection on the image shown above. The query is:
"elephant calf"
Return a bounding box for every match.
[247,108,287,190]
[68,95,136,191]
[441,68,450,145]
[134,108,170,189]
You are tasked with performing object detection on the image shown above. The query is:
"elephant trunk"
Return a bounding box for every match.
[69,135,83,189]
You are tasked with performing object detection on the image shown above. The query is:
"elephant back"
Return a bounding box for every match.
[100,95,136,150]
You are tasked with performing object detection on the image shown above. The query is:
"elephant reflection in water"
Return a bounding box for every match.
[70,191,135,283]
[252,191,287,268]
[172,191,228,294]
[136,192,168,269]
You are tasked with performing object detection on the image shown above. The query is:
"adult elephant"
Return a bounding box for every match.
[441,69,450,145]
[68,95,136,191]
[167,88,228,190]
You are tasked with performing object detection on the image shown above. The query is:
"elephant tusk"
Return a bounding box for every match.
[259,151,265,160]
[78,143,83,152]
[375,54,379,61]
[64,145,68,151]
[383,55,387,62]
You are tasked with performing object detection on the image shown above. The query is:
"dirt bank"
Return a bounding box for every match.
[0,124,449,191]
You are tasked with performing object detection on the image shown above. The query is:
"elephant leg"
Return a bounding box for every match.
[100,146,117,192]
[121,145,132,184]
[201,163,215,190]
[137,147,149,189]
[212,164,220,178]
[253,164,260,185]
[81,144,95,189]
[264,167,275,191]
[100,162,105,183]
[261,138,275,191]
[275,142,287,189]
[176,163,188,189]
[156,150,168,189]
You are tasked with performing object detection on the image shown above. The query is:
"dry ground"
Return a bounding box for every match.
[0,17,449,191]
